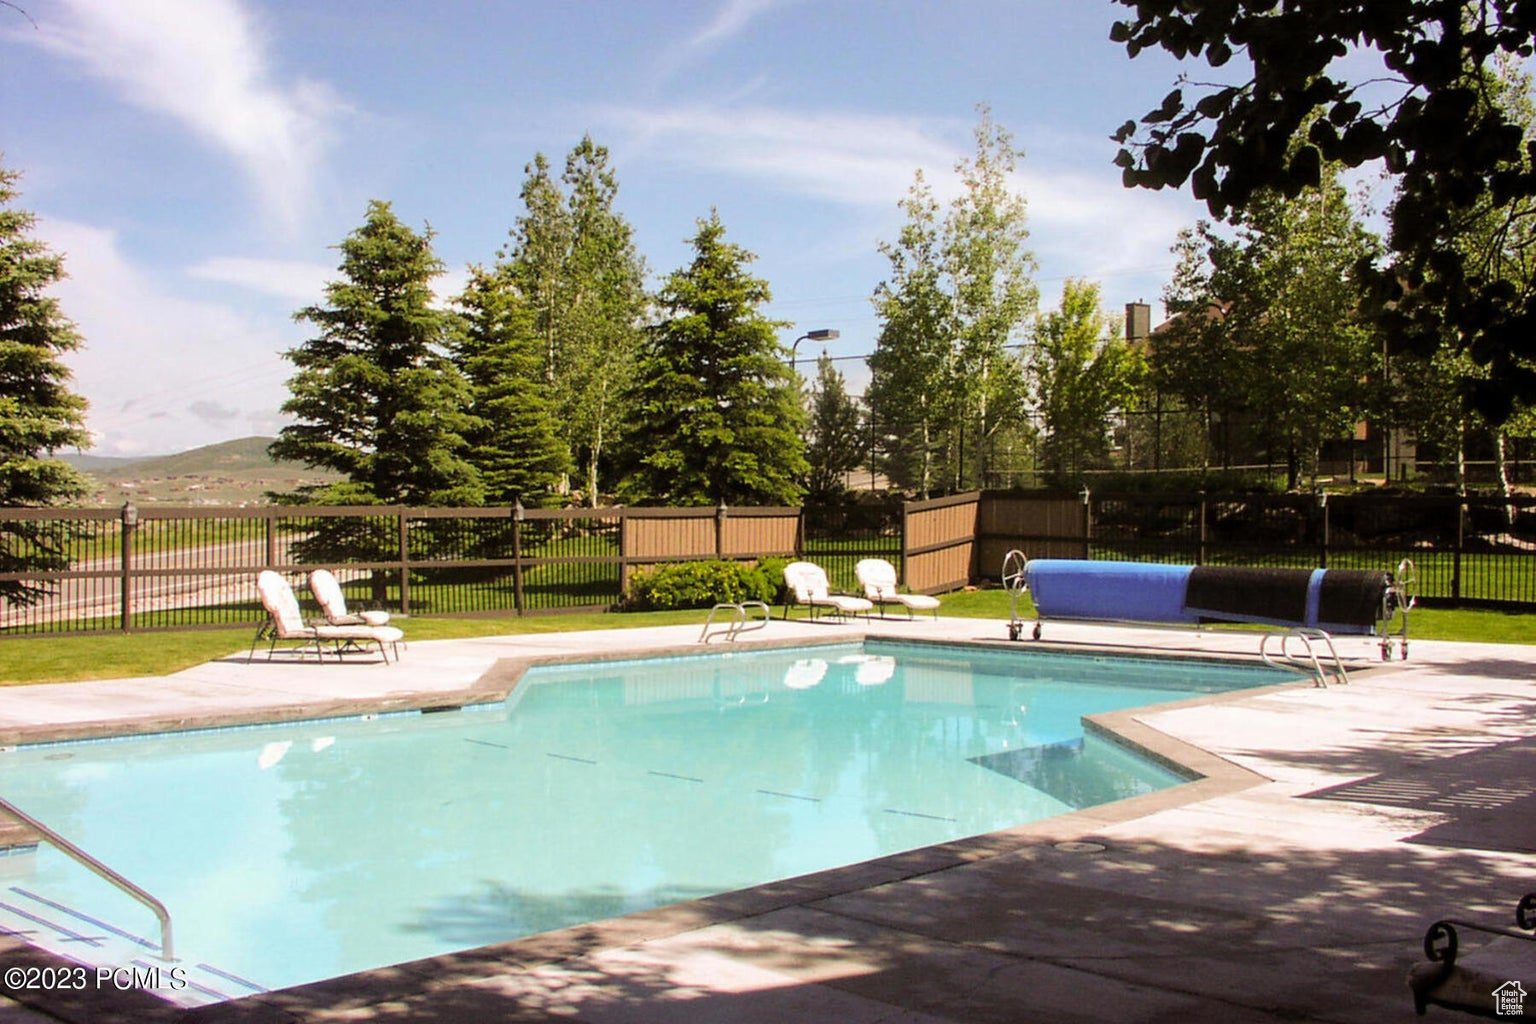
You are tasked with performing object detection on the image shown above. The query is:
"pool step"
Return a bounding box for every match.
[0,883,267,1006]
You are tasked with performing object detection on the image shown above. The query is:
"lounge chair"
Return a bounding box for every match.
[782,561,873,621]
[309,568,392,626]
[249,571,404,664]
[856,558,940,619]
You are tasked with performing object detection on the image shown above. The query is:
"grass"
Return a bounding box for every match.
[0,589,1530,686]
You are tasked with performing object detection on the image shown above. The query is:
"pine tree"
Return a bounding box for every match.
[453,266,569,505]
[623,212,806,506]
[270,200,481,506]
[804,354,866,501]
[0,161,91,605]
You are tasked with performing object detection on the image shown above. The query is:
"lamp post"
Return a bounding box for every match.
[788,328,840,378]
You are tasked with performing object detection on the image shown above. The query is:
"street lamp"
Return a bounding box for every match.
[788,328,840,377]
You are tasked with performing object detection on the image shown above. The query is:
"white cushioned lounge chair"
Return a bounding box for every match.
[309,568,392,626]
[250,570,404,664]
[856,558,940,619]
[782,561,873,621]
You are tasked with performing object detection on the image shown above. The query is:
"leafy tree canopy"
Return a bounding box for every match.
[1112,0,1536,421]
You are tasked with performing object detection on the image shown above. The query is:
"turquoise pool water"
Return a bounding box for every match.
[0,641,1286,1003]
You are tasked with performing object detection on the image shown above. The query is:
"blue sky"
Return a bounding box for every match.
[3,0,1211,456]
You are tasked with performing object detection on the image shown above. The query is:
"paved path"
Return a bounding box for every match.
[0,617,1530,1022]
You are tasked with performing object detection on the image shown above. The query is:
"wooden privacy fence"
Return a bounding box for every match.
[4,489,1535,636]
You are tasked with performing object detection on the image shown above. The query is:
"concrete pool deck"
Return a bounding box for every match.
[0,615,1532,1022]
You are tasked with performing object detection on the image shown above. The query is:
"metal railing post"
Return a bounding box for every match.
[0,796,173,961]
[119,503,137,633]
[511,501,525,616]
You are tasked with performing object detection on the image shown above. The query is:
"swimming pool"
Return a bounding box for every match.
[0,640,1289,1004]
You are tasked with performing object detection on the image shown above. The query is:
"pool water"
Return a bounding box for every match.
[0,641,1286,1003]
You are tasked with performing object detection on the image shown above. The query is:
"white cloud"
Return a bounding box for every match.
[187,256,332,306]
[40,218,298,455]
[688,0,782,50]
[25,0,345,233]
[611,105,963,207]
[608,103,1195,310]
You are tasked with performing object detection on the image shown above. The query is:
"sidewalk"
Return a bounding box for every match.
[0,618,1531,1022]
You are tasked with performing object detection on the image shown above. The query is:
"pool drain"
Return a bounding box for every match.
[1054,841,1108,854]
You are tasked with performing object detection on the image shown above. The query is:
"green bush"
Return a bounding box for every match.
[754,556,793,605]
[622,559,775,611]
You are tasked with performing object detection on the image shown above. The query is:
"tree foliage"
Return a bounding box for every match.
[0,161,91,605]
[1152,168,1382,488]
[1111,0,1536,422]
[270,200,481,507]
[622,212,806,506]
[867,172,956,499]
[452,266,568,505]
[867,107,1037,496]
[503,137,647,504]
[804,354,866,501]
[1032,279,1144,484]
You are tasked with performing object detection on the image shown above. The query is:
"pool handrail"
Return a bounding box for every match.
[0,794,174,962]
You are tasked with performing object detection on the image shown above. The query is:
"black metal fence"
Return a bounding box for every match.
[984,490,1536,607]
[4,490,1535,637]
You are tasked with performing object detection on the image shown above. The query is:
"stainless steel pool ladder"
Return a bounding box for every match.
[699,601,771,643]
[0,796,174,962]
[1259,627,1350,687]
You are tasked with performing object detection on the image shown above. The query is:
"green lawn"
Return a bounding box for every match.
[0,590,1529,686]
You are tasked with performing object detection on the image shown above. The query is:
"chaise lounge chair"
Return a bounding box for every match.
[856,558,940,619]
[782,561,873,621]
[249,570,404,664]
[309,568,392,626]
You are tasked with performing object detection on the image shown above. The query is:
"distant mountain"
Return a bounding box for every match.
[62,436,340,506]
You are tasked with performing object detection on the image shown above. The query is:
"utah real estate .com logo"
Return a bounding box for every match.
[1494,980,1527,1016]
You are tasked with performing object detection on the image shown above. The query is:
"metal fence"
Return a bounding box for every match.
[4,490,1534,637]
[973,489,1536,607]
[0,503,801,636]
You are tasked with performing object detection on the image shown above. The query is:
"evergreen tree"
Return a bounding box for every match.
[1032,280,1145,483]
[623,212,806,506]
[452,266,568,505]
[0,161,91,605]
[804,354,866,501]
[271,200,481,506]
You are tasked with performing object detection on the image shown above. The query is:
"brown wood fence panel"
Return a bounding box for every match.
[902,493,979,593]
[720,510,799,559]
[975,492,1088,577]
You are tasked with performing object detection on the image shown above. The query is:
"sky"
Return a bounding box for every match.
[1,0,1215,457]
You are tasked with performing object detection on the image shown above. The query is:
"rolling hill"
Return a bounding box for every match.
[62,437,341,506]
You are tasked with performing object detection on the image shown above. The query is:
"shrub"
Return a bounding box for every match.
[622,559,775,612]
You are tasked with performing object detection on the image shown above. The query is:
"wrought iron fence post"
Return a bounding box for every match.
[511,501,525,616]
[1197,493,1208,566]
[1318,491,1330,568]
[1454,498,1465,601]
[1079,486,1092,561]
[397,509,411,616]
[119,502,138,632]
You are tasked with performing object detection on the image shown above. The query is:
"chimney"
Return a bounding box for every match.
[1125,301,1151,342]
